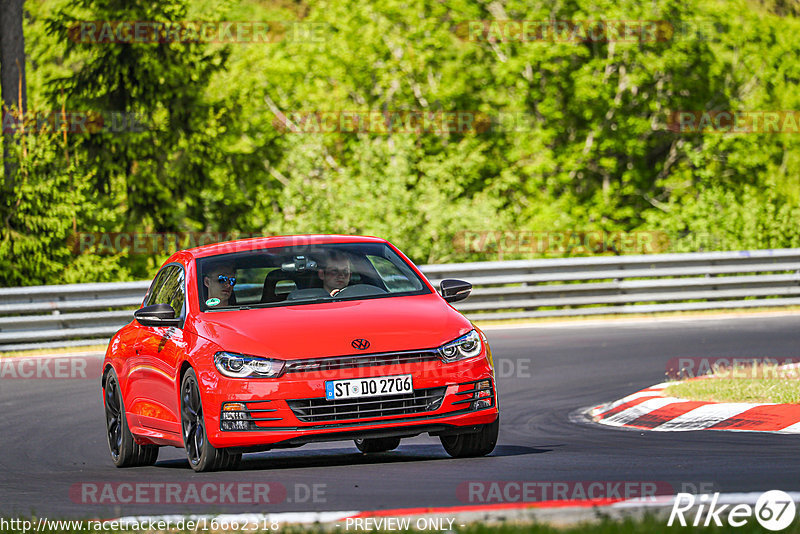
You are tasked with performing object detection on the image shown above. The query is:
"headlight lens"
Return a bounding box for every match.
[214,352,286,378]
[438,330,482,362]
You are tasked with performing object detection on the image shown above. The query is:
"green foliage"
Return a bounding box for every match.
[642,179,800,252]
[44,0,230,231]
[0,125,131,285]
[1,0,800,286]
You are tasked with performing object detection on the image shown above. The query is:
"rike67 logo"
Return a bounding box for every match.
[669,490,796,531]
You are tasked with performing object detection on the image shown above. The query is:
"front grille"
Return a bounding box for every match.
[284,350,441,373]
[287,387,446,423]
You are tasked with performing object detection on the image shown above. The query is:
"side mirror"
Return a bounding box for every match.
[134,303,180,327]
[439,279,472,303]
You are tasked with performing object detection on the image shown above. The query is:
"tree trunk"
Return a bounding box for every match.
[0,0,27,186]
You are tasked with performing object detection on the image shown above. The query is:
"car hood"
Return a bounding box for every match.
[190,293,472,359]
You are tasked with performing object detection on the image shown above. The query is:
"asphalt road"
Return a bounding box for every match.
[1,314,799,518]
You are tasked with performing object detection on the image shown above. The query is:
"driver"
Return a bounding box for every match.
[318,251,352,296]
[203,261,236,306]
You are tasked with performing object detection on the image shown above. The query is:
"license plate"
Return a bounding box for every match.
[325,374,413,400]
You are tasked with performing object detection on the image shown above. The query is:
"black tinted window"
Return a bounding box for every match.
[146,265,185,317]
[197,242,428,311]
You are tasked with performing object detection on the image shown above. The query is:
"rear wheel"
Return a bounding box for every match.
[103,369,159,467]
[440,418,499,458]
[354,437,401,453]
[181,368,241,472]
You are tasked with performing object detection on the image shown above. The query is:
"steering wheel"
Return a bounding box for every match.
[334,284,388,298]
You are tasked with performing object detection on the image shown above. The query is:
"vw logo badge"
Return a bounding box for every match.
[351,338,370,350]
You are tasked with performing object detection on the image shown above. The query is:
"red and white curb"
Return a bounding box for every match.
[590,383,800,433]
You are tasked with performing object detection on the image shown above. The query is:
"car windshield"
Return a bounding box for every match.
[197,242,429,311]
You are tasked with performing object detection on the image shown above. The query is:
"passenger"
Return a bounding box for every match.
[203,262,236,306]
[318,251,352,296]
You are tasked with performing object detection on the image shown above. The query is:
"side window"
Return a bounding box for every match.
[145,268,171,307]
[166,268,186,317]
[145,265,185,317]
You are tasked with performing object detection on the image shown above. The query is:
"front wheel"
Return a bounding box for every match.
[103,369,159,467]
[354,437,401,453]
[440,418,499,458]
[181,368,241,472]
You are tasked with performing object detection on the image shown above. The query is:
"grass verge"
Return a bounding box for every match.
[663,363,800,404]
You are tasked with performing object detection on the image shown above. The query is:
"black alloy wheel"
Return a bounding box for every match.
[440,417,499,458]
[103,369,159,467]
[181,368,241,472]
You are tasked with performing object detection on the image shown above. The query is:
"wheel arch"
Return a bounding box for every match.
[177,359,194,405]
[179,359,194,382]
[101,363,118,390]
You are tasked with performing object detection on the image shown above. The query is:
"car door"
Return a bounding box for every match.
[125,267,170,428]
[132,264,187,436]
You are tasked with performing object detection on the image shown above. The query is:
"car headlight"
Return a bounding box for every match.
[438,330,482,362]
[214,352,286,378]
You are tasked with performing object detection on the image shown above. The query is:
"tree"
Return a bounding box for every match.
[45,0,228,233]
[0,0,28,185]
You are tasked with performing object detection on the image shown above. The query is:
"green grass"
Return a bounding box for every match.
[664,378,800,404]
[664,363,800,404]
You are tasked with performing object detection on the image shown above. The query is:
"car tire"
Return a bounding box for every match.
[440,417,499,458]
[354,437,401,453]
[103,369,159,467]
[180,368,241,472]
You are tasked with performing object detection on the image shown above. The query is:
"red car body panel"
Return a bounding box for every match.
[191,294,472,358]
[102,235,499,451]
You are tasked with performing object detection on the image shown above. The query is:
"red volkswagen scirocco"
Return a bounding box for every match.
[102,235,499,471]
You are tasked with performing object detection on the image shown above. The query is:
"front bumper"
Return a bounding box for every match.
[195,352,499,449]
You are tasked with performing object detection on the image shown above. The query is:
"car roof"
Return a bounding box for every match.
[177,234,388,261]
